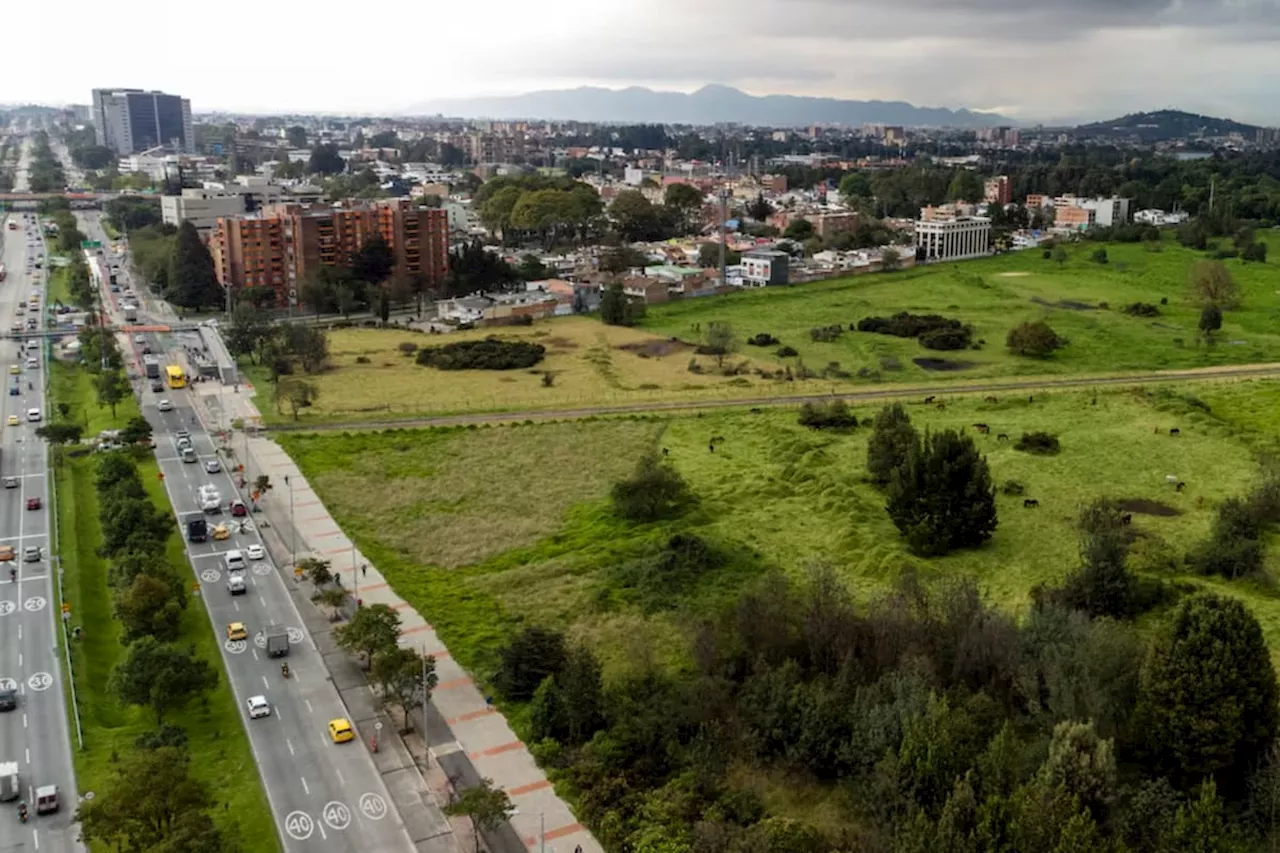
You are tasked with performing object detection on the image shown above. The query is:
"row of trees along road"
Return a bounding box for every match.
[73,451,239,851]
[469,417,1280,852]
[305,560,516,852]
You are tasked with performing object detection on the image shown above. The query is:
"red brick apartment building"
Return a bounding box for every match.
[211,199,448,305]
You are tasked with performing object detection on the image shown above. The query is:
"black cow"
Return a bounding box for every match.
[1176,481,1186,492]
[923,396,936,404]
[1122,513,1133,525]
[997,433,1010,441]
[1170,428,1181,436]
[1023,499,1040,508]
[974,423,990,434]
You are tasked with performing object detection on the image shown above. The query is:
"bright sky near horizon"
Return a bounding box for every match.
[5,0,1280,124]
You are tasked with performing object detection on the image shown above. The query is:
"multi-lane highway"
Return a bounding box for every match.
[0,210,83,849]
[77,212,421,852]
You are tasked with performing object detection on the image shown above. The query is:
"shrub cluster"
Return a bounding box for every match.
[798,400,858,430]
[1123,302,1161,317]
[415,337,546,370]
[1189,468,1280,579]
[857,311,974,350]
[1015,431,1061,455]
[809,324,844,342]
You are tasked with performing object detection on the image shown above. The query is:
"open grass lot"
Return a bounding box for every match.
[50,364,277,850]
[280,380,1280,682]
[250,235,1280,424]
[642,234,1280,382]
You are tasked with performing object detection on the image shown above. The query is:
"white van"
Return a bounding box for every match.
[224,550,246,572]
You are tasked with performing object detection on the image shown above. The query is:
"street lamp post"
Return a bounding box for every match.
[284,474,296,566]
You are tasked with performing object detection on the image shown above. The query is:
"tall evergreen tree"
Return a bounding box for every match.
[886,428,998,555]
[167,221,222,309]
[866,403,918,485]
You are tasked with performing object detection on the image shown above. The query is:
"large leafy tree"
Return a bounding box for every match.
[114,572,185,643]
[167,220,222,309]
[886,428,997,555]
[109,638,218,725]
[334,603,402,668]
[1134,593,1279,793]
[372,646,436,733]
[76,745,227,852]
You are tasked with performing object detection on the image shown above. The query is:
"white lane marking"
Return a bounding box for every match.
[22,714,27,729]
[16,625,20,640]
[233,600,240,612]
[251,648,258,661]
[286,739,295,756]
[262,675,269,690]
[25,747,29,764]
[335,769,344,786]
[17,654,21,667]
[305,699,313,714]
[32,829,37,849]
[300,777,310,795]
[318,825,327,840]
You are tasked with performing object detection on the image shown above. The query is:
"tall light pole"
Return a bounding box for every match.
[718,188,730,286]
[284,474,296,566]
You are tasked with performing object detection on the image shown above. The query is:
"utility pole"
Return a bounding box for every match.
[422,646,430,747]
[718,188,729,286]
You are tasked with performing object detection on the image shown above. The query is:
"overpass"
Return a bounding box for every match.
[0,191,133,210]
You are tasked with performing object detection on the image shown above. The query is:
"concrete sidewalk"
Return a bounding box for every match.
[192,381,601,853]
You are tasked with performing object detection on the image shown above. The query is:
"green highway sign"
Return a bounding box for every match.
[80,240,102,249]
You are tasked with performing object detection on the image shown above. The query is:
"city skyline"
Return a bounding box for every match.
[3,0,1280,125]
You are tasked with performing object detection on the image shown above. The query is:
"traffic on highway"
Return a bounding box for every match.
[0,153,84,851]
[77,211,420,852]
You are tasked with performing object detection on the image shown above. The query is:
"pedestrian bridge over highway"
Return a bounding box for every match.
[0,192,126,209]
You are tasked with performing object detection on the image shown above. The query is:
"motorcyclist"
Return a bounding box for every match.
[8,568,14,583]
[281,662,290,678]
[17,802,27,822]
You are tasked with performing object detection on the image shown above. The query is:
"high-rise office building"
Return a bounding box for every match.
[91,89,195,155]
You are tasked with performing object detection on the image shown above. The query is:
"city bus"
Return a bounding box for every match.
[165,365,186,389]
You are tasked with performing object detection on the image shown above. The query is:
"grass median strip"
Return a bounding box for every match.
[50,359,278,849]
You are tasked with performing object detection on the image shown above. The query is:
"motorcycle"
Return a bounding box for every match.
[17,804,27,824]
[281,663,290,679]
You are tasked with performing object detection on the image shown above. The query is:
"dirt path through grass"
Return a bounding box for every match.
[267,360,1280,431]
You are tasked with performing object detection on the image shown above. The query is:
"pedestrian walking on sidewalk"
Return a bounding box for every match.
[361,563,367,578]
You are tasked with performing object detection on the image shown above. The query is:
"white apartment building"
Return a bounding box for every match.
[161,191,247,234]
[915,216,992,262]
[1077,197,1132,228]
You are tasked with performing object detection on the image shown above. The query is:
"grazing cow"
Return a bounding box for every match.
[709,443,715,453]
[1154,426,1161,434]
[1198,496,1205,508]
[1170,428,1181,436]
[1091,397,1098,406]
[750,408,762,414]
[984,396,999,403]
[1028,395,1034,403]
[1165,474,1179,485]
[997,433,1010,441]
[923,396,936,404]
[974,423,990,434]
[1023,498,1040,508]
[662,448,669,456]
[1122,513,1133,525]
[1176,482,1186,492]
[936,402,947,410]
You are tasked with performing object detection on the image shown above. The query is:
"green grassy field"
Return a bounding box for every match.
[249,236,1280,425]
[50,363,278,850]
[279,379,1280,682]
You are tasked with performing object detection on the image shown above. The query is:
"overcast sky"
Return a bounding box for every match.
[5,0,1279,125]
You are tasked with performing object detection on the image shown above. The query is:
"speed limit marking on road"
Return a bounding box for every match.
[0,602,13,617]
[200,569,221,583]
[359,792,388,821]
[251,562,271,576]
[287,627,305,644]
[0,678,16,692]
[224,640,247,654]
[24,596,46,612]
[27,672,53,692]
[322,801,351,830]
[284,811,314,840]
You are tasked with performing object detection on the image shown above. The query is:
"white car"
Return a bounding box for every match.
[246,544,265,561]
[204,458,221,474]
[157,399,173,412]
[25,357,37,369]
[133,334,145,345]
[25,409,40,422]
[246,695,271,719]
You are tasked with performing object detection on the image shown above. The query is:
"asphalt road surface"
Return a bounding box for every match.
[79,212,419,852]
[0,212,83,850]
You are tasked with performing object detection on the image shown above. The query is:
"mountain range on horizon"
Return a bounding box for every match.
[410,84,1012,129]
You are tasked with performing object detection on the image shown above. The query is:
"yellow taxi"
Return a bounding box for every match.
[0,546,13,562]
[212,523,231,541]
[7,365,18,376]
[327,718,355,744]
[5,415,17,427]
[226,622,248,642]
